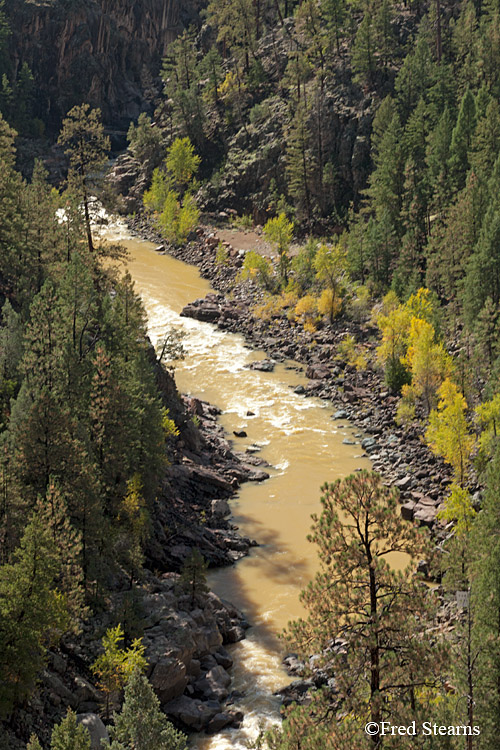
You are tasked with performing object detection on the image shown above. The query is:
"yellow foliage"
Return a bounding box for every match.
[476,392,500,458]
[370,289,399,326]
[425,378,474,485]
[405,287,434,323]
[294,294,319,330]
[376,304,411,367]
[253,291,298,321]
[217,70,240,99]
[121,473,149,543]
[437,483,476,538]
[395,384,416,426]
[161,407,179,439]
[404,318,453,413]
[303,320,317,334]
[337,334,356,361]
[317,288,342,322]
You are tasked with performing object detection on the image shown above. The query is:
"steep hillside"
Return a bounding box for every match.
[3,0,206,131]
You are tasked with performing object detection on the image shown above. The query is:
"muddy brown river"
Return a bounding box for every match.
[103,221,375,747]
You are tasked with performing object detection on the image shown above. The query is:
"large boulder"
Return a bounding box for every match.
[76,714,109,750]
[149,658,188,704]
[194,665,232,701]
[163,695,221,731]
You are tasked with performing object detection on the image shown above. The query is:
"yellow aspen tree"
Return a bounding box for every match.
[376,304,412,392]
[426,378,475,486]
[403,317,452,414]
[476,392,500,458]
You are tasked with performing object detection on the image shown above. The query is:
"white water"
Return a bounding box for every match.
[100,218,375,748]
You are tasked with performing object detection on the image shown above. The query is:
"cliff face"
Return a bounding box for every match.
[6,0,206,131]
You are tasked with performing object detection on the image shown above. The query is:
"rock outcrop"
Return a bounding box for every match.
[6,0,206,130]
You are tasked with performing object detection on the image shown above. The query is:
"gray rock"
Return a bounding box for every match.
[211,498,231,518]
[342,438,356,445]
[42,671,77,707]
[213,646,233,670]
[206,712,235,733]
[149,658,188,704]
[333,409,348,419]
[195,664,232,701]
[76,713,108,750]
[394,475,413,491]
[247,359,275,372]
[163,695,221,731]
[73,675,101,706]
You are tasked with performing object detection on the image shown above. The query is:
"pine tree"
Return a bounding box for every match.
[57,104,110,254]
[285,101,314,226]
[36,479,85,624]
[365,110,404,232]
[470,450,500,748]
[374,0,395,71]
[179,548,209,607]
[464,201,500,321]
[449,88,477,192]
[106,669,187,750]
[0,514,69,715]
[51,709,91,750]
[426,106,453,208]
[394,35,433,123]
[451,0,479,93]
[0,114,25,302]
[470,98,500,178]
[281,471,445,747]
[352,12,376,86]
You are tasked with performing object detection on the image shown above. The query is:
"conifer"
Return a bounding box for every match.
[106,669,187,750]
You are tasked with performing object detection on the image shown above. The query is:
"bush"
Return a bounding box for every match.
[238,251,275,291]
[294,294,319,331]
[215,242,229,266]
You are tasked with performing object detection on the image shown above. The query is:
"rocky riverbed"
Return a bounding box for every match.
[4,349,275,749]
[127,215,482,548]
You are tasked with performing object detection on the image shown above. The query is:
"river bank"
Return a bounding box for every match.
[127,213,479,546]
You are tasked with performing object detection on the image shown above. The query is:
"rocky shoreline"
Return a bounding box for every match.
[127,214,482,545]
[4,348,273,748]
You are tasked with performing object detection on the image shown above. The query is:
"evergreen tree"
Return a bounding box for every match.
[470,97,500,178]
[280,471,445,747]
[179,548,209,607]
[0,114,25,301]
[394,35,433,124]
[285,101,315,226]
[50,709,91,750]
[36,479,85,624]
[470,450,500,748]
[426,105,453,208]
[364,111,404,231]
[374,0,395,71]
[352,11,376,86]
[451,0,479,93]
[57,104,110,254]
[106,669,186,750]
[449,87,477,191]
[0,514,69,715]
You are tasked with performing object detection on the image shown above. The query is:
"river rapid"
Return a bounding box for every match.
[102,221,374,748]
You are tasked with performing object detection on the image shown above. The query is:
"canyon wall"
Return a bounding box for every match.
[6,0,206,131]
